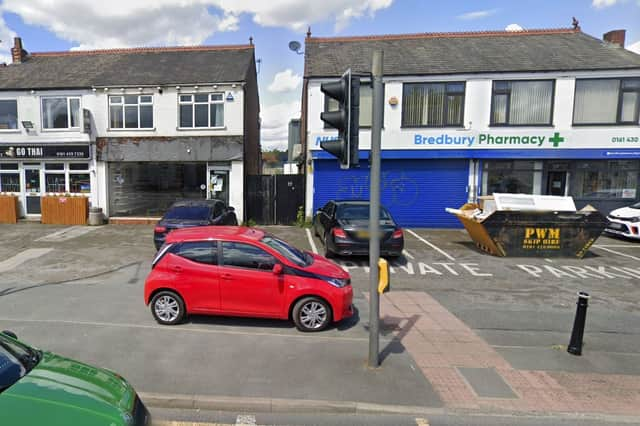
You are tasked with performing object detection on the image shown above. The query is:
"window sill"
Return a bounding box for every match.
[572,123,639,127]
[108,127,156,131]
[177,126,227,131]
[489,124,554,127]
[400,125,466,129]
[41,128,82,132]
[0,129,21,134]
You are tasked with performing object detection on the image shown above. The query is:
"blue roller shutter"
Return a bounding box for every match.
[313,159,469,228]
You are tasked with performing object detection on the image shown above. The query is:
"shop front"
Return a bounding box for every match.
[0,144,92,217]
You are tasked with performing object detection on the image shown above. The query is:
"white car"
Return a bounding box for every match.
[606,203,640,239]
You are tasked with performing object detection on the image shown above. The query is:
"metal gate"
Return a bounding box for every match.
[246,175,304,225]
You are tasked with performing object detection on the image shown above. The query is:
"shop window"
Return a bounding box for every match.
[0,163,18,170]
[69,163,89,171]
[179,93,224,128]
[109,95,154,129]
[42,97,81,129]
[324,84,374,127]
[45,174,66,193]
[0,173,19,192]
[402,82,464,127]
[45,163,65,170]
[491,80,554,126]
[573,78,640,125]
[0,100,18,130]
[70,173,91,193]
[573,160,639,199]
[482,160,541,195]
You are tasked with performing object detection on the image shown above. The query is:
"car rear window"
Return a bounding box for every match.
[174,241,217,265]
[164,206,211,220]
[337,204,391,220]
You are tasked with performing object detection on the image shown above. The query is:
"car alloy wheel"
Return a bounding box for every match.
[151,291,185,325]
[293,297,332,332]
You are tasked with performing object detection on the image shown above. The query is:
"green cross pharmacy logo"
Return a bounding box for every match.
[549,132,565,148]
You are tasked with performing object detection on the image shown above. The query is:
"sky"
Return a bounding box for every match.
[1,0,639,151]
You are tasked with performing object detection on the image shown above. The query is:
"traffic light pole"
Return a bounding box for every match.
[368,50,383,368]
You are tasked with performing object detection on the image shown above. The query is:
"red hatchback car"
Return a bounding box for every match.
[144,226,353,332]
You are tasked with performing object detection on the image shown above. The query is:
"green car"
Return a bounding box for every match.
[0,331,150,426]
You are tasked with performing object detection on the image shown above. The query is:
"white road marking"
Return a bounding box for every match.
[596,244,640,248]
[36,226,96,242]
[592,245,640,261]
[305,228,318,254]
[415,418,430,426]
[406,229,455,261]
[0,248,53,273]
[235,415,256,426]
[402,249,415,260]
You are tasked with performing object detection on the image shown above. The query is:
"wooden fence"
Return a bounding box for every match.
[41,196,88,225]
[0,195,18,224]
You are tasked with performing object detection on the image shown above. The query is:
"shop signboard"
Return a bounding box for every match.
[0,145,90,159]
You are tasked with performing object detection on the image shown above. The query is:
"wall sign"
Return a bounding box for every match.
[0,145,91,159]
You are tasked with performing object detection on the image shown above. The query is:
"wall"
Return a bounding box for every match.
[229,160,244,221]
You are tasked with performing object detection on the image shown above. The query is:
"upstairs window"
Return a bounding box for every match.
[491,80,554,126]
[42,97,80,129]
[179,93,224,128]
[109,95,154,129]
[402,82,465,127]
[0,100,18,130]
[573,78,640,125]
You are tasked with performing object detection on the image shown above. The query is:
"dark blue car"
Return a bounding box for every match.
[153,199,238,249]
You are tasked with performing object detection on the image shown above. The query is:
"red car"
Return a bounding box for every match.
[144,226,353,332]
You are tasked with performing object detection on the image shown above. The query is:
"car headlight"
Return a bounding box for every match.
[325,277,349,288]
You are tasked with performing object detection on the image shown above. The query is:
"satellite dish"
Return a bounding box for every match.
[288,40,302,53]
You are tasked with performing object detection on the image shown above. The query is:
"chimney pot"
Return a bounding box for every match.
[11,37,28,64]
[603,29,625,48]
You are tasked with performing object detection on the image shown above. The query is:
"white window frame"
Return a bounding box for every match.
[41,162,91,194]
[0,163,20,193]
[108,94,154,130]
[0,99,19,131]
[178,93,225,129]
[41,96,81,130]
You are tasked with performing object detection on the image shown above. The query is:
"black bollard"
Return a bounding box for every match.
[567,291,590,356]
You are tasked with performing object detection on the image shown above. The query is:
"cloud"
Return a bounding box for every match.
[505,23,524,32]
[0,15,17,63]
[260,100,301,149]
[457,9,498,20]
[592,0,620,8]
[628,40,640,54]
[268,69,302,93]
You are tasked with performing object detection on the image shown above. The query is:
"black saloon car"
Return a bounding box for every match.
[153,199,238,249]
[313,200,404,258]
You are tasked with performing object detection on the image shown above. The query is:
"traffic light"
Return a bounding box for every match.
[320,69,360,169]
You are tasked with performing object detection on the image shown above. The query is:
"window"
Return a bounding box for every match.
[0,163,19,192]
[482,160,542,195]
[574,78,640,125]
[179,93,224,128]
[42,97,80,129]
[0,100,18,130]
[44,163,65,192]
[573,160,639,199]
[402,82,465,127]
[174,241,217,265]
[491,80,554,126]
[222,242,276,271]
[109,95,154,129]
[324,83,374,127]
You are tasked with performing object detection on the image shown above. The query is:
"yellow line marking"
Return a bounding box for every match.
[415,418,430,426]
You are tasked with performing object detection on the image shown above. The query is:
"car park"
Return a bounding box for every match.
[312,200,404,258]
[0,331,150,426]
[605,202,640,240]
[144,226,353,332]
[153,199,238,249]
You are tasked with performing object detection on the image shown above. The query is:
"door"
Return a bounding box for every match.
[219,241,283,316]
[209,170,229,204]
[275,175,304,225]
[23,165,42,215]
[547,171,567,196]
[168,241,220,311]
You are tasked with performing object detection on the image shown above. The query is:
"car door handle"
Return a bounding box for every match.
[171,265,183,273]
[221,273,233,280]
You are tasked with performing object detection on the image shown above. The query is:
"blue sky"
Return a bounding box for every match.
[1,0,639,149]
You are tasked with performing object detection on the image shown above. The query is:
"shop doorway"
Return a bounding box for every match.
[208,169,229,204]
[547,171,567,196]
[23,164,42,215]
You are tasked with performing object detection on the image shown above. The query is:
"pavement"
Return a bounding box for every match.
[0,223,639,424]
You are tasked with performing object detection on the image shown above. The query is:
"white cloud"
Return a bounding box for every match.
[268,69,302,93]
[0,15,17,63]
[592,0,620,8]
[260,100,301,150]
[457,9,498,20]
[505,23,524,32]
[628,40,640,54]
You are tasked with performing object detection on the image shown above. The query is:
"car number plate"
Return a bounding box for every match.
[356,230,370,239]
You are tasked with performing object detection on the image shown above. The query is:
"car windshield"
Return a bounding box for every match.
[164,206,211,220]
[0,334,40,393]
[630,202,640,209]
[261,236,310,267]
[337,204,391,220]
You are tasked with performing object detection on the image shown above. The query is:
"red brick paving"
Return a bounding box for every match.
[380,291,640,416]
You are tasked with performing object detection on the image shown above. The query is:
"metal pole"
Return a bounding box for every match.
[368,50,383,368]
[567,291,590,356]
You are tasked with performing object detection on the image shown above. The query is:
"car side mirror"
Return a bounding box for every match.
[272,264,283,275]
[2,330,17,339]
[227,206,235,212]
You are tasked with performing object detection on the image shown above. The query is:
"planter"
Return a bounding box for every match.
[0,195,19,224]
[41,196,89,225]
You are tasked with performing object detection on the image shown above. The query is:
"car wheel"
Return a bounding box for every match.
[323,232,333,258]
[292,297,332,332]
[150,291,185,325]
[313,220,320,237]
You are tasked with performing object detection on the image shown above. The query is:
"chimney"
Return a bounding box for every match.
[603,29,625,48]
[11,37,28,64]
